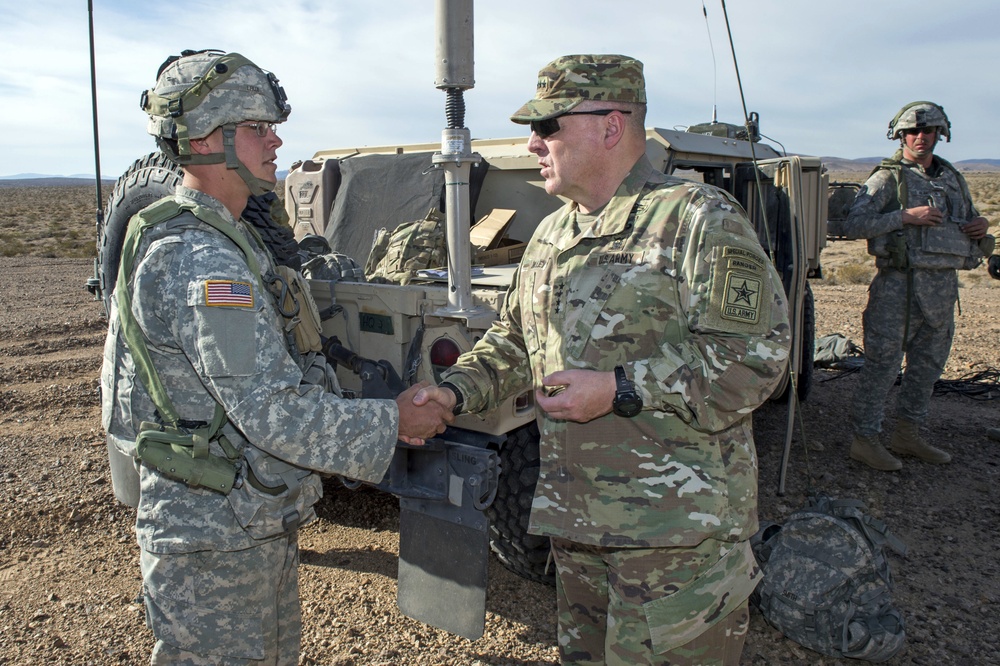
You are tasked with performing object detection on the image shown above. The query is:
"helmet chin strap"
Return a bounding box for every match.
[160,125,276,196]
[220,126,275,196]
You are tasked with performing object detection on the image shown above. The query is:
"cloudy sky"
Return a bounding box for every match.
[2,0,998,178]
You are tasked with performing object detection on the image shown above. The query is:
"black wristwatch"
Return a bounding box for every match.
[612,366,642,418]
[440,382,464,415]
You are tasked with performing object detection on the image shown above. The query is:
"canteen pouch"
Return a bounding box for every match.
[226,440,321,540]
[134,423,239,495]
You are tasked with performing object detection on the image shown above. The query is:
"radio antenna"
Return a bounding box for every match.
[702,2,718,123]
[85,0,104,303]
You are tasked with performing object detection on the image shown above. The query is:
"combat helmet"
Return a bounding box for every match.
[887,101,950,142]
[141,49,291,195]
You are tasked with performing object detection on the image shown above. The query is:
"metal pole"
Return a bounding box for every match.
[431,0,484,316]
[85,0,105,304]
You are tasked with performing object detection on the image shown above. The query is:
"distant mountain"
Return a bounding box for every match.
[0,175,116,187]
[821,157,1000,173]
[2,157,997,186]
[953,159,1000,171]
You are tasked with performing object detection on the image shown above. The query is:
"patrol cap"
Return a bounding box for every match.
[510,54,645,124]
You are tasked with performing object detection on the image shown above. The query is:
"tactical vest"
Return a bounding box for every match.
[364,207,447,284]
[866,153,990,270]
[108,198,322,535]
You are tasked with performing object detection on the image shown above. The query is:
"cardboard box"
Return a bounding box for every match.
[476,241,528,267]
[469,209,516,251]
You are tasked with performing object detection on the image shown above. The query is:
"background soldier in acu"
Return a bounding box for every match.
[833,101,993,471]
[415,54,790,665]
[101,50,449,664]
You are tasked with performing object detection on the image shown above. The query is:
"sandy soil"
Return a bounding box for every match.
[1,248,998,665]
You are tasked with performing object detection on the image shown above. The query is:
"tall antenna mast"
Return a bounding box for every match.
[702,2,718,123]
[85,0,104,303]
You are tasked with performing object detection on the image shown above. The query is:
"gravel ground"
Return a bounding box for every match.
[1,254,998,665]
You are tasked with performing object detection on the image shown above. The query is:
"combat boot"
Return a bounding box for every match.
[849,434,902,471]
[889,420,951,464]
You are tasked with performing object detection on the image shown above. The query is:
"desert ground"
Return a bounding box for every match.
[1,176,998,665]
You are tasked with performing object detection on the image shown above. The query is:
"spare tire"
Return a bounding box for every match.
[97,151,301,315]
[485,423,555,586]
[97,152,182,314]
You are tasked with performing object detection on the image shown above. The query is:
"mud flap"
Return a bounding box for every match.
[398,508,489,639]
[392,440,498,640]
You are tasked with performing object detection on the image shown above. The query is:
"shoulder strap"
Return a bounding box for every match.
[115,196,262,432]
[934,155,976,213]
[869,151,907,211]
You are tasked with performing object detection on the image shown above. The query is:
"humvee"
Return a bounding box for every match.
[93,0,832,641]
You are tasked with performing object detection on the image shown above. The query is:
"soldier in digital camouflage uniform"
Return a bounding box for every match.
[415,55,791,665]
[832,101,993,471]
[101,50,450,664]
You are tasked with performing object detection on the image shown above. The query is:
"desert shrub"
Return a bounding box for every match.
[827,263,875,286]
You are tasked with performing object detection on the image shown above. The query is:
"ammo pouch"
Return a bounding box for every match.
[270,264,324,353]
[226,437,321,539]
[134,421,240,495]
[885,232,908,270]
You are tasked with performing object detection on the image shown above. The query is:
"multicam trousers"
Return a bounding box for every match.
[551,536,759,665]
[141,532,300,665]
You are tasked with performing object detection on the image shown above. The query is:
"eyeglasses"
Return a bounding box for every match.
[902,127,937,137]
[237,122,278,138]
[530,109,632,139]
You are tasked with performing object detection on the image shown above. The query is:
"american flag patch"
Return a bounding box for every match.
[205,280,254,308]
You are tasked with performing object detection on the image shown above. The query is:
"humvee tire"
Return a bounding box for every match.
[485,423,555,586]
[98,152,183,312]
[98,151,300,311]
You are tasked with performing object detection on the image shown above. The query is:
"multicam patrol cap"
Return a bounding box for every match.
[887,101,951,142]
[510,54,645,123]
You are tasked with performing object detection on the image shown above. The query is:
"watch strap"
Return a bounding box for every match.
[439,382,464,415]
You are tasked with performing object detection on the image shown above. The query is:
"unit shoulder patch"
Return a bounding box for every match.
[702,244,771,333]
[722,273,762,324]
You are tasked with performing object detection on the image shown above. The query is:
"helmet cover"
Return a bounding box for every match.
[888,101,950,141]
[143,50,290,158]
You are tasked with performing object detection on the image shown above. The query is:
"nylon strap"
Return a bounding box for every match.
[144,53,258,159]
[115,196,265,433]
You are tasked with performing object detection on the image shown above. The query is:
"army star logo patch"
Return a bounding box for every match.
[722,273,761,324]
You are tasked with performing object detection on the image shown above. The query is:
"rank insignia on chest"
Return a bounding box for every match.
[205,280,254,308]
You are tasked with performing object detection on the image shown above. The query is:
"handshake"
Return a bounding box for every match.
[394,383,459,445]
[392,368,620,445]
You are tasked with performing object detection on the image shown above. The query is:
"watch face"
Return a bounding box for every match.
[614,394,642,418]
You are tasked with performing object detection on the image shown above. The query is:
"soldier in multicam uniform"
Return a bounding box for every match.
[415,55,790,665]
[833,101,993,471]
[100,50,450,664]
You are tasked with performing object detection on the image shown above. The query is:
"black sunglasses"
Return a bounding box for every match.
[902,127,938,137]
[530,109,631,139]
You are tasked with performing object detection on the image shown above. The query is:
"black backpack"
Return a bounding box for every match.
[750,495,908,662]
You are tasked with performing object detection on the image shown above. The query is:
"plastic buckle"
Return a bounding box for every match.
[282,510,300,533]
